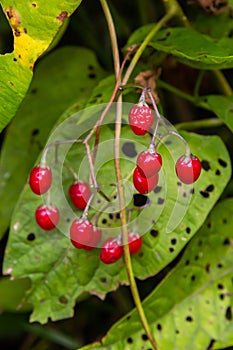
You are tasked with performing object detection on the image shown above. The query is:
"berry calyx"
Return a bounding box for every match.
[128,232,143,255]
[69,181,91,210]
[100,238,123,264]
[175,154,202,184]
[137,150,162,178]
[29,166,52,195]
[128,103,154,135]
[70,219,94,250]
[35,205,60,230]
[133,167,159,194]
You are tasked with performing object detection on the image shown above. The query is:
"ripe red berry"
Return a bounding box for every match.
[70,219,94,250]
[137,150,162,178]
[100,238,123,264]
[29,166,52,195]
[175,154,202,184]
[35,205,60,230]
[69,181,91,210]
[128,103,154,135]
[133,167,159,194]
[128,232,143,255]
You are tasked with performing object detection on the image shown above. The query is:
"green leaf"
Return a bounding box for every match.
[0,277,31,312]
[126,25,233,69]
[0,46,106,239]
[3,104,231,325]
[0,0,82,131]
[203,95,233,133]
[81,197,233,350]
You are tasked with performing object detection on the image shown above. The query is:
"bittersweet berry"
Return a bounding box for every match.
[175,154,201,184]
[70,219,94,250]
[137,150,162,178]
[133,167,159,194]
[128,103,154,135]
[100,238,123,264]
[128,232,143,255]
[29,166,52,195]
[69,181,91,210]
[35,205,60,230]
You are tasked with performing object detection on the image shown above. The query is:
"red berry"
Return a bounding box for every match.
[89,227,102,249]
[29,166,52,195]
[100,238,123,264]
[137,150,162,178]
[133,167,159,194]
[128,103,154,135]
[70,219,94,250]
[175,154,202,184]
[35,205,60,230]
[69,181,91,210]
[128,232,142,255]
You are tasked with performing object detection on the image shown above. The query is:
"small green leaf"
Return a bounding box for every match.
[3,106,231,324]
[0,0,82,131]
[82,198,233,350]
[0,46,106,239]
[126,25,233,69]
[203,95,233,133]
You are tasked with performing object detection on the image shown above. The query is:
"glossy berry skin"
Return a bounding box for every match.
[70,219,94,250]
[128,232,143,255]
[35,205,60,230]
[175,154,202,184]
[69,181,91,210]
[133,167,159,194]
[29,166,52,195]
[128,103,154,135]
[137,150,162,178]
[100,238,123,264]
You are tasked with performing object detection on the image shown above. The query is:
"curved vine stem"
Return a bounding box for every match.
[122,9,176,85]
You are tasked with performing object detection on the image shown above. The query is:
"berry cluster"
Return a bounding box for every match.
[29,165,143,263]
[128,100,202,194]
[28,89,202,266]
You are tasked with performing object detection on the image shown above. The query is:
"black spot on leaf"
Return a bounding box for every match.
[157,323,162,331]
[133,194,148,206]
[100,277,107,283]
[186,316,193,322]
[88,73,96,79]
[218,283,224,290]
[223,238,230,245]
[225,306,232,320]
[186,227,191,234]
[58,295,68,304]
[154,186,162,193]
[171,238,177,245]
[169,247,174,253]
[102,218,107,224]
[218,158,227,168]
[141,334,148,341]
[206,184,214,192]
[157,197,164,205]
[127,337,133,344]
[215,169,221,176]
[191,275,196,281]
[200,190,210,198]
[205,263,210,273]
[27,233,35,241]
[222,218,227,224]
[219,294,225,300]
[150,229,159,238]
[217,263,223,268]
[206,339,216,350]
[201,160,211,171]
[185,260,190,266]
[31,128,39,136]
[122,142,137,157]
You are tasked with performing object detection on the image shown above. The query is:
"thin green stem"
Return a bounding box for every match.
[114,97,159,350]
[157,79,209,109]
[194,70,205,98]
[162,0,190,27]
[99,0,120,76]
[175,118,223,131]
[211,70,233,96]
[122,9,176,85]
